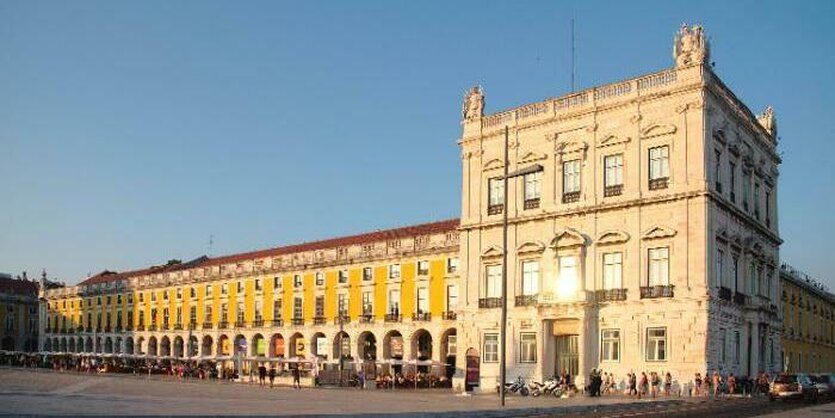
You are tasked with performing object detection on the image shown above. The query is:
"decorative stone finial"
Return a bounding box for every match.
[757,105,777,137]
[462,85,484,121]
[673,23,710,68]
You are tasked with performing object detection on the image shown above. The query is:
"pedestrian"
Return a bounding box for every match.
[638,372,648,399]
[258,363,267,387]
[629,372,637,397]
[727,373,736,395]
[650,372,660,398]
[268,365,276,388]
[292,365,301,389]
[712,371,721,397]
[694,373,702,396]
[358,368,366,390]
[664,371,672,396]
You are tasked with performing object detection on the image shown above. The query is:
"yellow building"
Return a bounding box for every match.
[781,264,835,373]
[40,219,461,376]
[1,273,40,352]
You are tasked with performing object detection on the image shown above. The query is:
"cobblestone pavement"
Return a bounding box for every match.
[0,367,821,417]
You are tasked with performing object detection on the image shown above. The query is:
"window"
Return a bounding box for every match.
[254,301,262,321]
[176,288,183,300]
[719,329,727,364]
[749,262,759,295]
[389,264,401,279]
[255,278,262,292]
[519,333,537,363]
[221,283,228,295]
[388,289,400,315]
[648,247,670,286]
[743,171,751,209]
[272,299,282,319]
[138,311,145,326]
[314,272,324,286]
[293,297,303,319]
[416,287,428,314]
[558,256,578,297]
[485,265,502,298]
[601,329,620,361]
[649,146,670,181]
[715,150,722,191]
[293,275,302,288]
[163,291,168,301]
[127,293,133,304]
[732,255,739,292]
[646,327,667,361]
[447,258,459,274]
[733,331,741,365]
[716,249,725,288]
[337,294,348,317]
[237,281,244,293]
[604,154,623,189]
[563,160,581,194]
[362,291,373,315]
[206,284,213,297]
[162,308,169,327]
[523,171,541,207]
[729,162,737,202]
[483,333,499,363]
[417,260,429,276]
[446,285,458,312]
[488,177,504,213]
[521,260,539,296]
[236,301,244,322]
[176,306,183,325]
[754,183,761,219]
[204,305,212,323]
[315,296,324,318]
[190,287,197,299]
[273,276,282,289]
[362,267,373,281]
[765,189,772,225]
[602,253,623,290]
[338,270,349,284]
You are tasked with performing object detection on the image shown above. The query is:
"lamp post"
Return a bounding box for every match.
[338,313,345,387]
[499,125,544,407]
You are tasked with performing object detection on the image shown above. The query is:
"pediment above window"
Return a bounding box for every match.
[642,225,677,240]
[641,123,677,139]
[555,141,588,156]
[597,134,631,148]
[481,246,504,259]
[716,227,729,242]
[519,151,547,164]
[483,158,504,172]
[713,128,728,145]
[597,230,630,245]
[550,228,586,249]
[517,241,546,254]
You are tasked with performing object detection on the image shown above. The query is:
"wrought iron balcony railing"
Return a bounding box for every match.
[640,285,674,299]
[649,177,669,190]
[202,322,213,330]
[718,287,732,301]
[595,288,627,302]
[524,198,540,209]
[412,312,431,322]
[384,314,401,323]
[442,311,457,321]
[515,294,538,307]
[604,184,623,197]
[487,204,503,215]
[479,297,502,309]
[562,191,580,203]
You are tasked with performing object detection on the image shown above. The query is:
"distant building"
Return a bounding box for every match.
[0,272,40,351]
[780,264,835,372]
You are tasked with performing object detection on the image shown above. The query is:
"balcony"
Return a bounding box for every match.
[125,325,133,332]
[334,316,350,325]
[487,204,503,215]
[313,317,326,325]
[640,285,674,299]
[271,319,284,327]
[384,314,401,323]
[595,288,627,302]
[148,325,157,331]
[515,294,538,307]
[733,291,746,306]
[218,321,229,329]
[442,311,457,321]
[135,324,145,331]
[479,297,502,309]
[234,321,245,328]
[173,323,183,331]
[412,312,431,322]
[252,319,264,327]
[562,191,580,203]
[649,177,669,190]
[291,318,305,326]
[524,198,540,210]
[202,322,213,330]
[718,287,732,301]
[359,314,374,323]
[77,326,86,333]
[115,326,123,333]
[604,184,623,197]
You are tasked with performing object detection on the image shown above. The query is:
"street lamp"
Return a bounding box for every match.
[338,313,345,387]
[499,125,544,407]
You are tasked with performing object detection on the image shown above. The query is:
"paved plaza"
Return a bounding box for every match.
[0,367,821,417]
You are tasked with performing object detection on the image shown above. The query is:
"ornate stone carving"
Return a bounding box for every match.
[673,24,709,68]
[757,105,777,137]
[462,86,485,121]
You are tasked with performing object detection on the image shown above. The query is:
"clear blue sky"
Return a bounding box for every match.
[1,0,833,288]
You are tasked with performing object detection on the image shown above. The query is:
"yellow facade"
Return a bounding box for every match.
[781,265,835,373]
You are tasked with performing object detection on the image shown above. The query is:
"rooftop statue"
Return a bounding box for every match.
[462,86,484,121]
[673,23,710,68]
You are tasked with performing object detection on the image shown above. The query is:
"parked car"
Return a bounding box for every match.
[812,374,835,399]
[769,374,817,402]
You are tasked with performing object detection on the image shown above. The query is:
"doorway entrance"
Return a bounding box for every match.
[555,335,579,379]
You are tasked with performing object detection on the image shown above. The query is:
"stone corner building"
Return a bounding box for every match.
[456,24,781,389]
